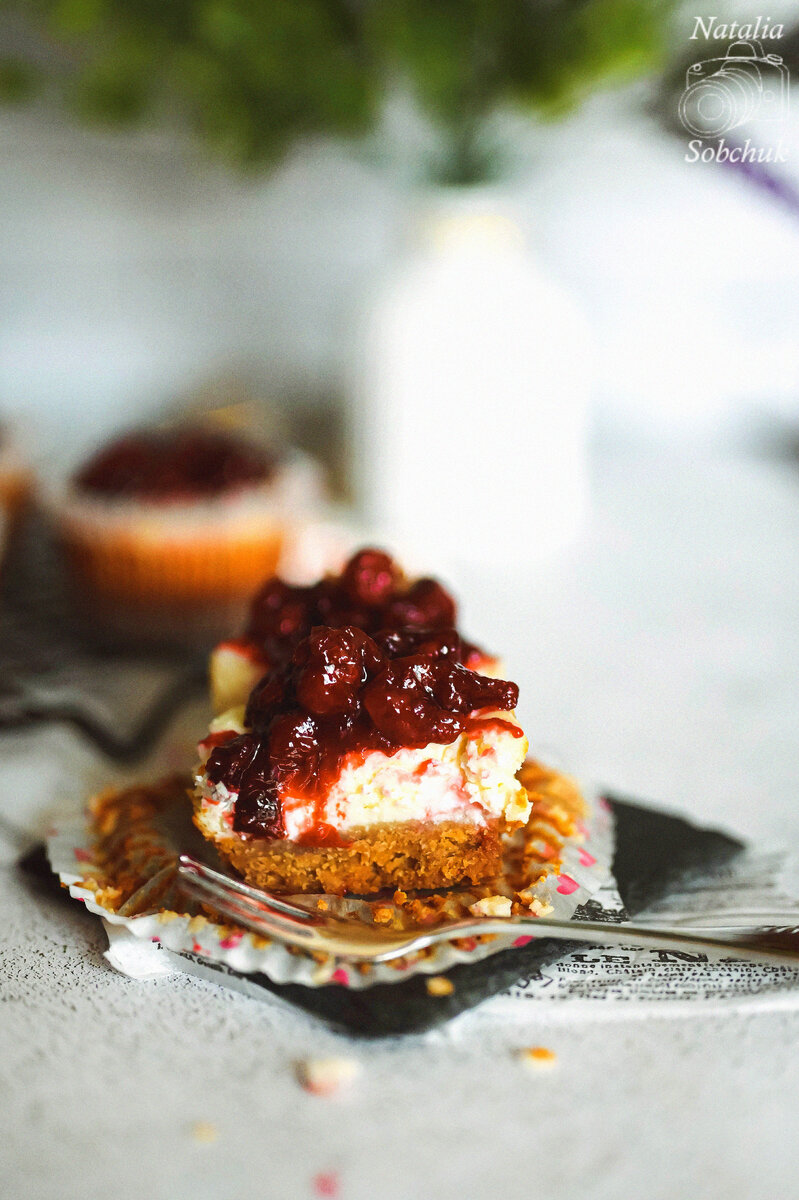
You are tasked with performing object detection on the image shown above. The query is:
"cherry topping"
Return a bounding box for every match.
[248,579,313,642]
[204,734,284,837]
[205,623,520,840]
[245,549,470,666]
[384,578,457,630]
[294,626,386,715]
[75,429,274,501]
[372,626,462,661]
[362,658,468,745]
[341,549,399,607]
[268,713,320,791]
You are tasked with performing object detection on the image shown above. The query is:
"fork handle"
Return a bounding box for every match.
[468,916,799,969]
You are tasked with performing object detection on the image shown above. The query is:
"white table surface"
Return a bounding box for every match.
[2,447,799,1200]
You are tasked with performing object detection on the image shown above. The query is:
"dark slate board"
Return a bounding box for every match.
[22,794,744,1037]
[224,794,744,1035]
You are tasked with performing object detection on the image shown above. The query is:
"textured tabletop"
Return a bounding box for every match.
[2,447,799,1200]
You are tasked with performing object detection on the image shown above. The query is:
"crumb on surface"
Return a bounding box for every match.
[469,894,512,918]
[191,1121,218,1143]
[313,1171,340,1198]
[517,1046,557,1070]
[296,1057,360,1096]
[425,975,455,997]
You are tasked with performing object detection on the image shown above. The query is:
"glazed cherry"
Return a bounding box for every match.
[268,712,320,789]
[362,657,469,745]
[385,578,457,629]
[341,549,399,607]
[427,659,519,713]
[206,733,261,789]
[234,782,282,836]
[207,734,284,836]
[245,666,292,731]
[248,579,312,643]
[373,626,462,661]
[293,626,386,715]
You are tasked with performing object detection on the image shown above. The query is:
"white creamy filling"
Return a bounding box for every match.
[195,716,529,842]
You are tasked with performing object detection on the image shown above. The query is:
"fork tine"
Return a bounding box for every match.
[182,882,293,942]
[177,863,318,940]
[177,855,318,922]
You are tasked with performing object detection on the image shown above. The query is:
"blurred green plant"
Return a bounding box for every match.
[2,0,678,179]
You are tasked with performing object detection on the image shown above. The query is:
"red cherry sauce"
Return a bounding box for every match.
[205,624,521,842]
[75,428,275,502]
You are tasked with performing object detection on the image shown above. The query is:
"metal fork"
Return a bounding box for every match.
[177,856,799,967]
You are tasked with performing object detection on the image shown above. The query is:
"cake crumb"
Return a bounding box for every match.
[296,1057,360,1096]
[516,891,554,917]
[372,905,394,925]
[191,1121,218,1143]
[517,1046,558,1070]
[426,975,454,997]
[313,1171,339,1198]
[469,895,512,918]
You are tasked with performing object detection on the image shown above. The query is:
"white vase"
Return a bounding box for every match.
[353,186,591,573]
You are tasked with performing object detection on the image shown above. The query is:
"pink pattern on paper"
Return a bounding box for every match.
[578,848,597,867]
[513,935,535,948]
[576,819,588,839]
[74,848,92,862]
[313,1172,339,1198]
[219,932,243,950]
[556,874,579,895]
[331,968,350,986]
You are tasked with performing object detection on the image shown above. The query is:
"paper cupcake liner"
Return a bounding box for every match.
[60,522,285,604]
[46,782,614,991]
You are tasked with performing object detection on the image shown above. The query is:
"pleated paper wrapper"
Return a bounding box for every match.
[46,776,613,992]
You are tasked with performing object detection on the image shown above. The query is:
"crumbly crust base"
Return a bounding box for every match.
[210,821,503,896]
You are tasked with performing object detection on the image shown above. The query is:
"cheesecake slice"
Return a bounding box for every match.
[194,624,529,894]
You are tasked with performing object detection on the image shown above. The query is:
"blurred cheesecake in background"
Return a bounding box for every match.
[54,423,322,647]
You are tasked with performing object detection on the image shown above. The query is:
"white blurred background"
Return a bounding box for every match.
[1,4,798,467]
